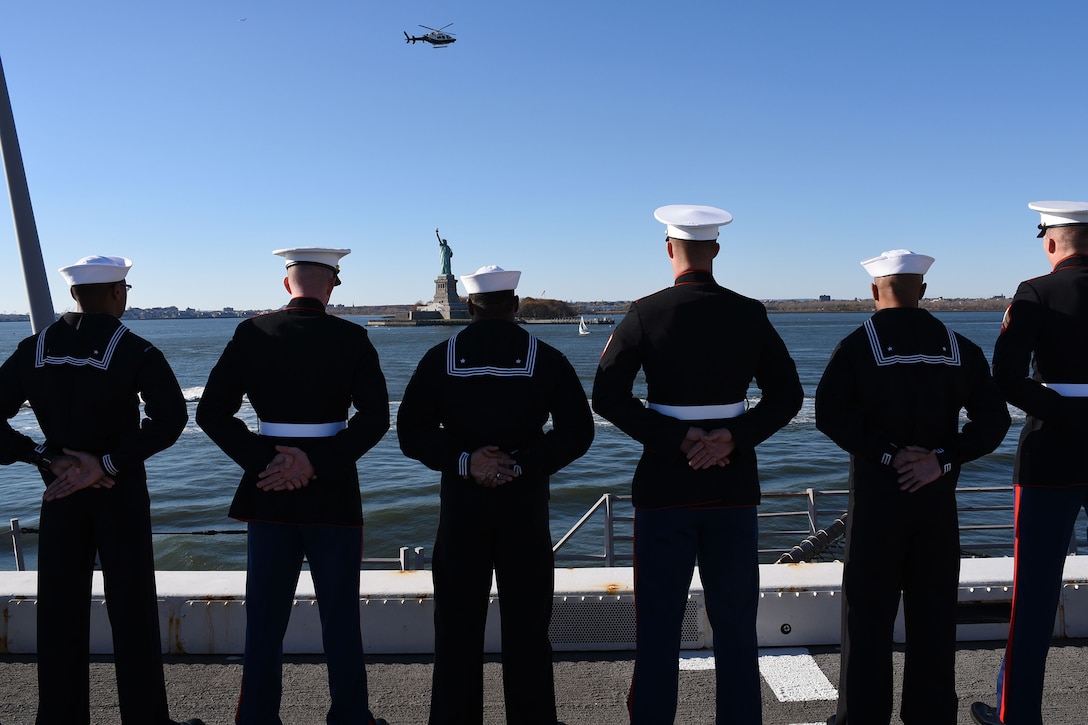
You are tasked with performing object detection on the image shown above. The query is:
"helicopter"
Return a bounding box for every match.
[404,24,457,47]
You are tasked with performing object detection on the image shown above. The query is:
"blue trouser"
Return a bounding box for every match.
[238,521,373,725]
[994,485,1088,725]
[629,505,760,725]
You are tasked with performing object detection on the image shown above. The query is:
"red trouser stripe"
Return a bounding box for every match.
[1000,485,1023,724]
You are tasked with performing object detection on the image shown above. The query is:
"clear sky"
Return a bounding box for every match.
[0,1,1085,314]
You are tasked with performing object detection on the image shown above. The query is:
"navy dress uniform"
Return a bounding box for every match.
[816,250,1009,725]
[398,265,594,725]
[974,202,1088,725]
[592,206,803,724]
[0,255,192,724]
[196,247,390,725]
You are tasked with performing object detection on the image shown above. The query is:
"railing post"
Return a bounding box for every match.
[807,488,818,536]
[10,517,24,571]
[414,546,426,570]
[604,493,615,567]
[399,546,409,571]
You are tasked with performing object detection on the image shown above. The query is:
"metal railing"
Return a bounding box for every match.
[4,486,1026,572]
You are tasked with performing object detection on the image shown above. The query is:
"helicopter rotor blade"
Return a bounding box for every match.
[438,23,454,31]
[419,25,438,31]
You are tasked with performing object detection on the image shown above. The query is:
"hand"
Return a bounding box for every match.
[257,445,315,491]
[894,445,942,492]
[679,427,706,457]
[469,445,519,488]
[43,448,115,501]
[685,427,735,470]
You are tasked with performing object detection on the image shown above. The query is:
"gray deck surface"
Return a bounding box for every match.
[1,640,1085,724]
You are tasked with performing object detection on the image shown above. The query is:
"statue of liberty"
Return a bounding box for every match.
[436,228,453,277]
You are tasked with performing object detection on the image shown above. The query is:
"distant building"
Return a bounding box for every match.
[819,295,831,302]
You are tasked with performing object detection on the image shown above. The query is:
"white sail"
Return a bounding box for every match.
[579,317,590,335]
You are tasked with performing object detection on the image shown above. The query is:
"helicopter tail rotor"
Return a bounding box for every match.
[404,31,414,44]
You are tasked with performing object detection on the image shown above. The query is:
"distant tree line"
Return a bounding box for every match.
[517,297,578,319]
[763,297,1009,313]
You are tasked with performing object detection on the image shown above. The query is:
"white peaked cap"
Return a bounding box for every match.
[273,247,350,284]
[1029,201,1088,238]
[461,265,521,294]
[860,249,935,278]
[58,255,132,286]
[273,247,350,270]
[653,204,733,241]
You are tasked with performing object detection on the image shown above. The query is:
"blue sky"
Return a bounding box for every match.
[0,1,1084,313]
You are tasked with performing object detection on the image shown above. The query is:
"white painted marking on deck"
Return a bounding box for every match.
[758,647,838,702]
[677,648,837,704]
[677,651,716,670]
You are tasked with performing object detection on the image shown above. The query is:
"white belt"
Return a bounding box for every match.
[258,420,347,437]
[647,401,745,420]
[1043,383,1088,397]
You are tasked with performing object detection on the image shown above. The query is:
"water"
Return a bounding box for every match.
[0,311,1053,571]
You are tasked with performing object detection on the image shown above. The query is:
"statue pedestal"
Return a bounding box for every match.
[416,275,469,320]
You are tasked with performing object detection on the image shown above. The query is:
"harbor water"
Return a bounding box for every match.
[0,310,1057,571]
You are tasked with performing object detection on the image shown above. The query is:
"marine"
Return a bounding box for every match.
[972,201,1088,725]
[592,204,803,724]
[196,246,390,725]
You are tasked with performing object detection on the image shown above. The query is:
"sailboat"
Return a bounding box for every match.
[578,317,591,335]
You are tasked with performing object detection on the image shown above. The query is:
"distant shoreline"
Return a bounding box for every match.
[0,297,1009,323]
[762,297,1008,313]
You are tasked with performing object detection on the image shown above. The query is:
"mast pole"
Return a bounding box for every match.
[0,51,54,333]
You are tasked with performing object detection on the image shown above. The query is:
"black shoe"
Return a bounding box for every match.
[371,719,389,725]
[826,716,836,725]
[970,701,1000,724]
[173,720,205,725]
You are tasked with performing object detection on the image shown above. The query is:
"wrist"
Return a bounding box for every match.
[28,444,55,472]
[933,448,952,476]
[32,450,53,472]
[881,442,899,466]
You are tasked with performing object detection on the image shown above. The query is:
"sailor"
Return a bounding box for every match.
[591,205,803,724]
[195,247,390,725]
[970,202,1088,725]
[816,249,1009,724]
[397,264,594,725]
[0,255,198,724]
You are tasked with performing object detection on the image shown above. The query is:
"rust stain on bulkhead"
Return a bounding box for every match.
[167,612,185,654]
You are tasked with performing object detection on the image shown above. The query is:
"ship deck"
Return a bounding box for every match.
[3,640,1087,724]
